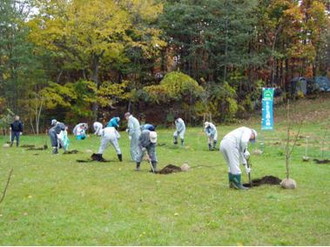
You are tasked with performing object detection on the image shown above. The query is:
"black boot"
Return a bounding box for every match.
[173,136,178,144]
[208,143,212,151]
[98,154,105,162]
[52,147,58,154]
[135,162,141,171]
[117,154,122,162]
[213,141,217,150]
[181,139,184,146]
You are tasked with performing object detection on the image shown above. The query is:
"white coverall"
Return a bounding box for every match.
[220,127,252,175]
[98,127,121,155]
[127,115,141,162]
[73,123,88,136]
[173,118,186,140]
[204,122,218,145]
[93,122,103,136]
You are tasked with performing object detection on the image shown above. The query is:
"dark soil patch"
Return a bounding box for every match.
[76,153,110,163]
[156,164,182,174]
[313,159,330,164]
[26,145,48,150]
[63,150,79,154]
[21,144,35,148]
[243,175,282,187]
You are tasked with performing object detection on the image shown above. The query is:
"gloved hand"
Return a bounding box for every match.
[244,150,250,160]
[245,165,251,174]
[128,136,132,140]
[141,147,147,152]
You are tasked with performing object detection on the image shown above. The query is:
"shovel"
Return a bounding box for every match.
[144,151,155,173]
[247,159,252,187]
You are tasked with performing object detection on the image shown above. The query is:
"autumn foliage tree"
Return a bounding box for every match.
[27,0,165,120]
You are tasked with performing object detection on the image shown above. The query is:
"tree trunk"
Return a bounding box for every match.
[91,53,102,121]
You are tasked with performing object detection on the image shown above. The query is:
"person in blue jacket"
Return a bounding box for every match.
[141,123,156,131]
[10,115,23,147]
[107,117,120,129]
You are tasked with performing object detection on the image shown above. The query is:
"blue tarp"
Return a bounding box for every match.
[315,76,330,92]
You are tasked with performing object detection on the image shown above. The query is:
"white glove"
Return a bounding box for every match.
[244,150,250,160]
[128,136,132,140]
[245,166,251,174]
[141,147,147,152]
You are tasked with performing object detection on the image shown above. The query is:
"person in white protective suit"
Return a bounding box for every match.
[220,127,257,190]
[204,121,218,151]
[125,112,141,162]
[173,116,186,146]
[93,121,103,136]
[95,126,122,162]
[73,123,88,140]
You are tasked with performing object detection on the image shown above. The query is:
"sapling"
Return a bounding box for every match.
[302,136,310,161]
[281,99,302,189]
[320,128,328,160]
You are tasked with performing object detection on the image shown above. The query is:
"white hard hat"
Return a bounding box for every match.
[51,119,57,126]
[149,131,157,143]
[251,129,257,142]
[204,122,210,128]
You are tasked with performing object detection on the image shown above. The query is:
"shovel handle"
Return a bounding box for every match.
[247,160,252,186]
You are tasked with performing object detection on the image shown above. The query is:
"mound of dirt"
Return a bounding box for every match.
[157,164,182,174]
[243,175,282,187]
[76,153,109,163]
[91,153,107,162]
[313,159,330,164]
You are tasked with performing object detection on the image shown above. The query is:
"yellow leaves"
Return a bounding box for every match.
[144,71,204,103]
[28,0,165,71]
[121,0,163,23]
[97,80,129,107]
[40,82,76,109]
[283,5,303,22]
[286,43,316,61]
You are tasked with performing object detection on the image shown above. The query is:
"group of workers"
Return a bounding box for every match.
[46,113,257,190]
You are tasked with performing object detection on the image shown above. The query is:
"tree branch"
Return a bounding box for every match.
[0,168,13,205]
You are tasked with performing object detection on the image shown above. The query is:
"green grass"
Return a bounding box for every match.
[0,95,329,245]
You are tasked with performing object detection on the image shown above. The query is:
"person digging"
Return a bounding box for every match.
[135,129,158,173]
[94,126,122,162]
[204,121,218,151]
[220,127,257,190]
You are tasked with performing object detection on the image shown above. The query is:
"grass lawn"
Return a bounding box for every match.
[0,95,329,245]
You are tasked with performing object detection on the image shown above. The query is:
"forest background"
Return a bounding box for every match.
[0,0,329,134]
